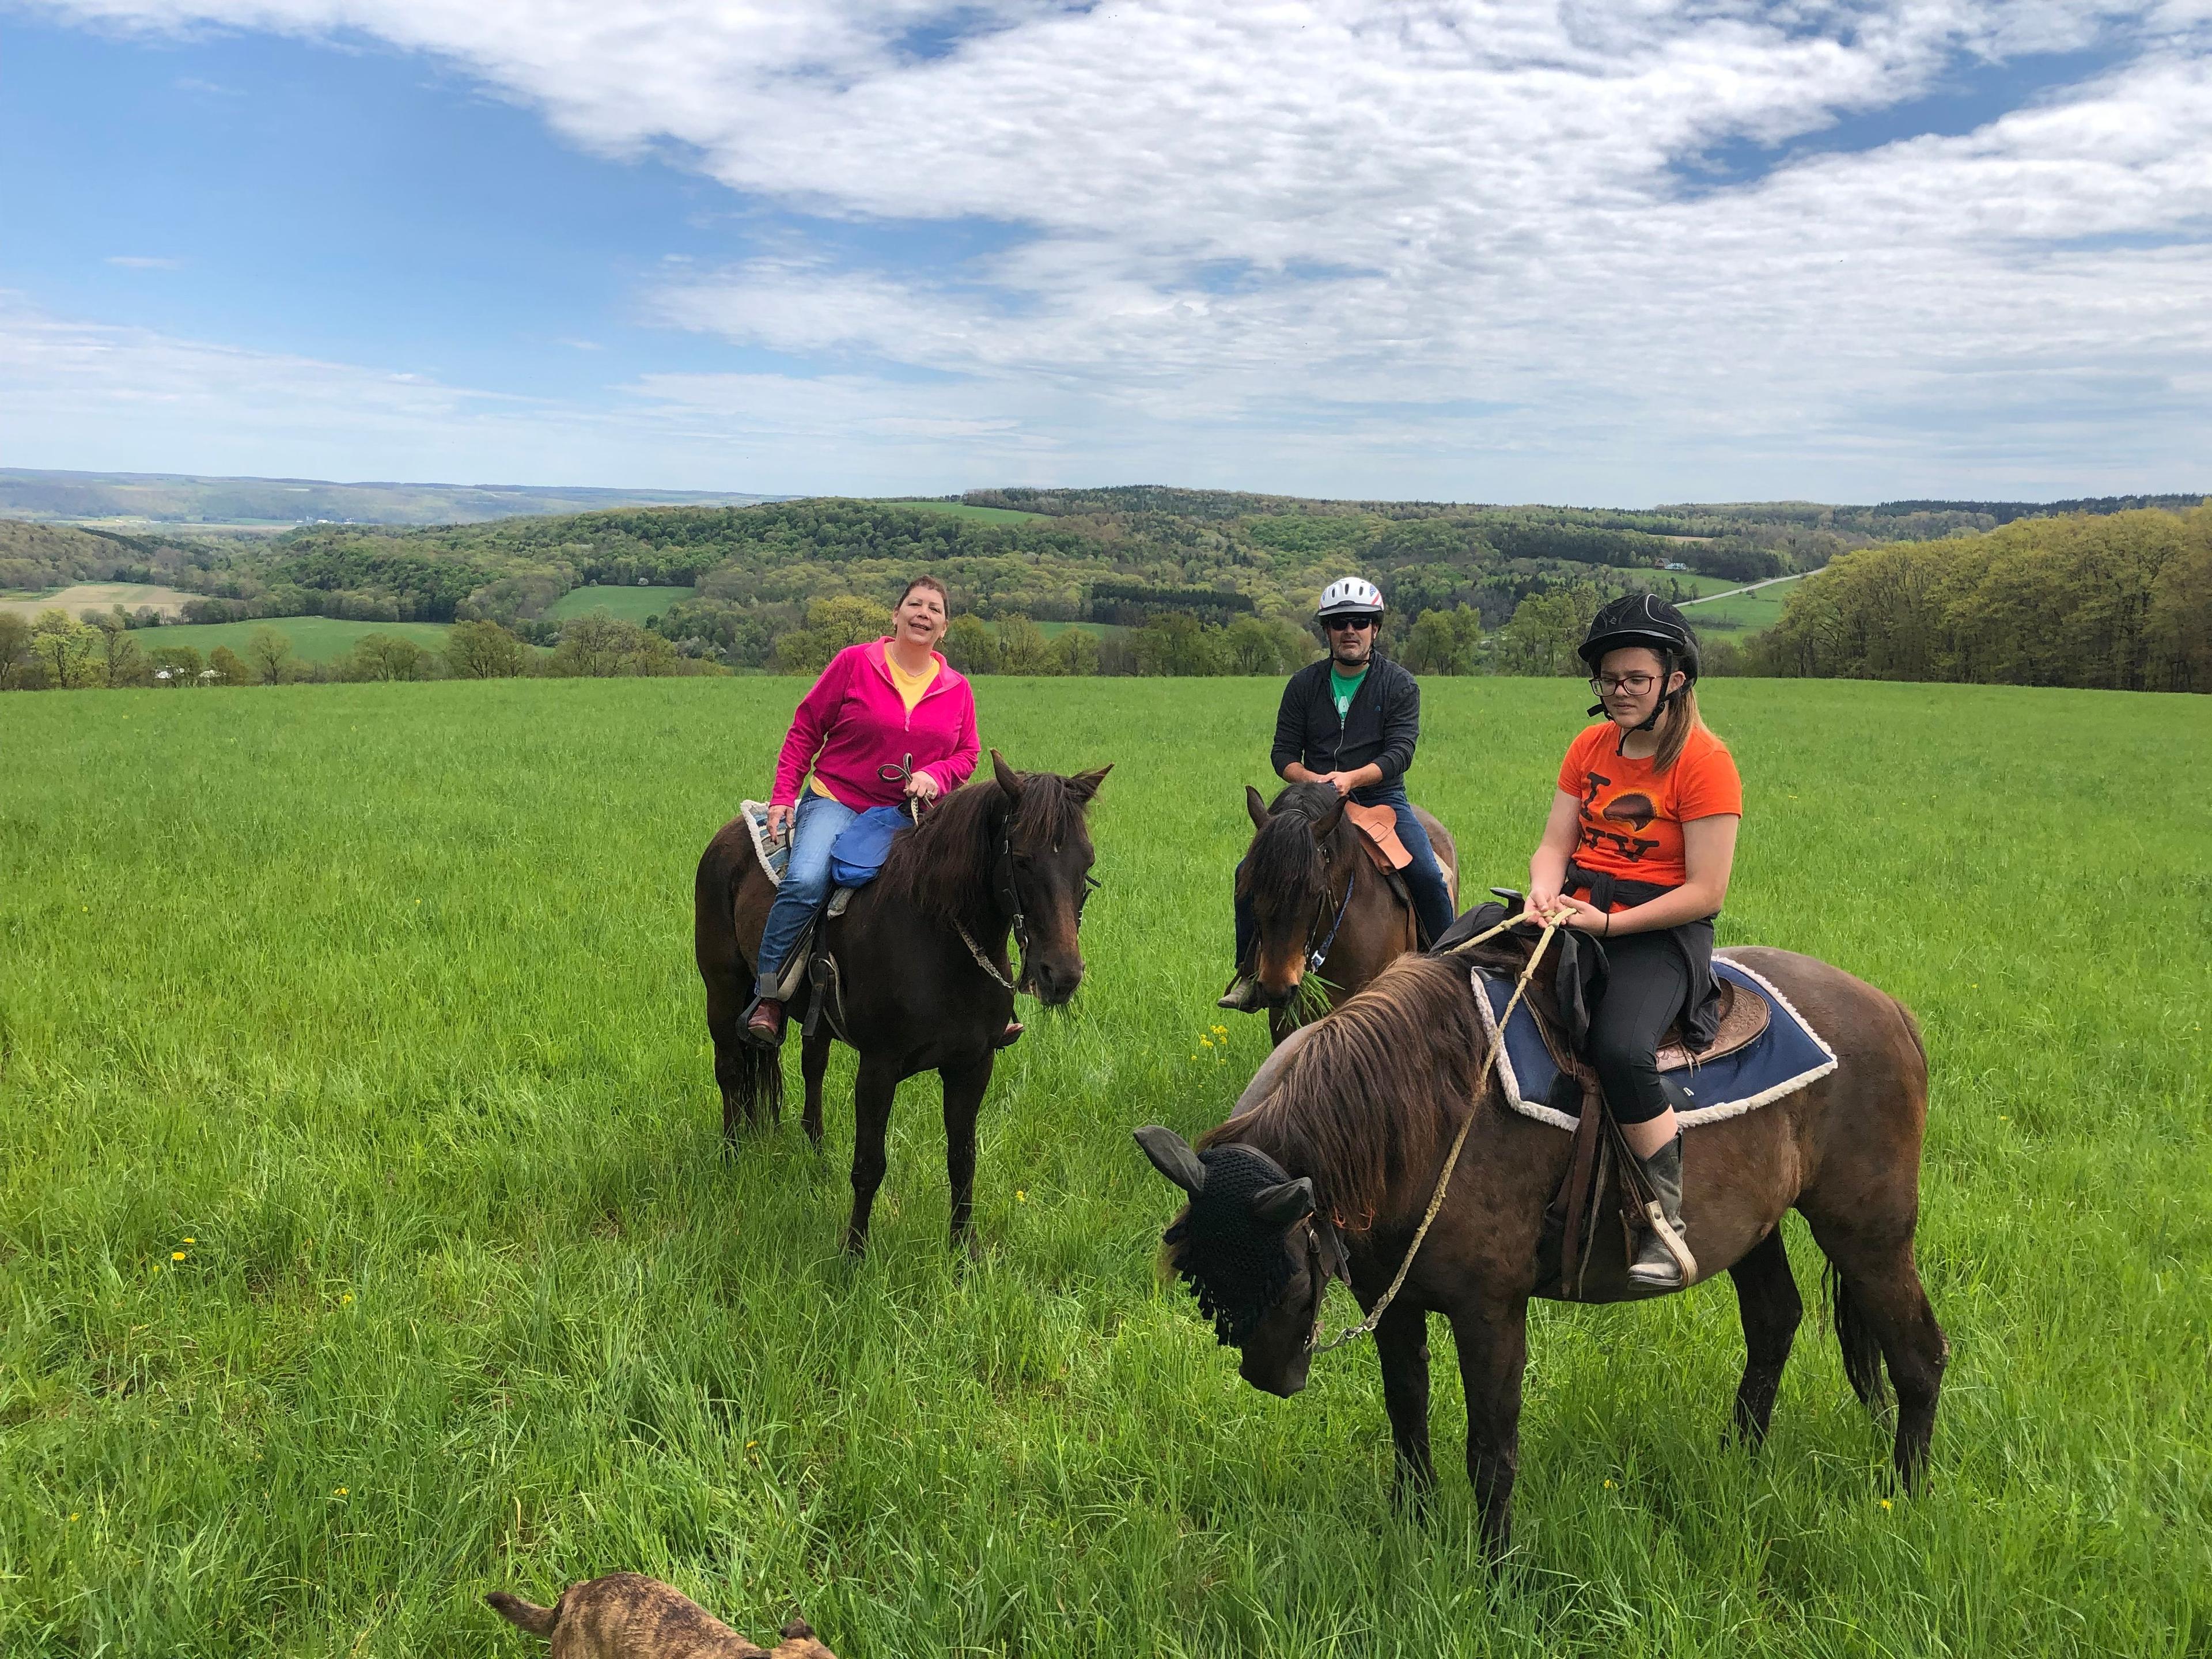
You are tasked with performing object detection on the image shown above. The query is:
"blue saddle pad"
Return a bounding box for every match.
[1474,954,1838,1131]
[827,806,911,888]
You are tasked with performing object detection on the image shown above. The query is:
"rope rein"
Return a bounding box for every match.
[1308,914,1563,1355]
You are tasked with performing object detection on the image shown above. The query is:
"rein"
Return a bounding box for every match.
[1307,855,1355,974]
[1307,914,1564,1357]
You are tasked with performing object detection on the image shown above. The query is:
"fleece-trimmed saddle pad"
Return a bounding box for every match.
[740,801,790,886]
[1475,953,1838,1131]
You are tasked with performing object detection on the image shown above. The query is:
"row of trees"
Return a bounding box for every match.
[1749,506,2210,691]
[0,611,728,690]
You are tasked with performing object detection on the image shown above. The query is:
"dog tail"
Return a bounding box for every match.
[486,1591,561,1638]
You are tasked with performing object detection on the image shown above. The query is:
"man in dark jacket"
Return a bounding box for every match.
[1221,577,1456,1010]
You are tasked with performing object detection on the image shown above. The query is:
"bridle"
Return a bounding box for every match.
[958,788,1102,995]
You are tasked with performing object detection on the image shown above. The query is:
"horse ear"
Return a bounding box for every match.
[991,749,1023,801]
[1311,793,1347,840]
[1067,764,1112,803]
[1250,1176,1315,1229]
[1245,785,1269,831]
[1133,1126,1206,1194]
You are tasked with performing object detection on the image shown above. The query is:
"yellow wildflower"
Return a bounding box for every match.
[1016,1190,1029,1203]
[334,1487,348,1497]
[172,1251,185,1261]
[1880,1498,1892,1511]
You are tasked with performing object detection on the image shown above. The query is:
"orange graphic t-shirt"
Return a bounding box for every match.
[1555,720,1742,900]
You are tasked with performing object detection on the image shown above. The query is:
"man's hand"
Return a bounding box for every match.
[766,802,792,840]
[905,771,942,805]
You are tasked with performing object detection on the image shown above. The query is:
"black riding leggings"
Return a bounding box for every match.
[1586,928,1692,1125]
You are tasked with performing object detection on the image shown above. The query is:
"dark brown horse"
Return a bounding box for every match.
[1238,782,1458,1047]
[696,752,1109,1252]
[1137,946,1945,1558]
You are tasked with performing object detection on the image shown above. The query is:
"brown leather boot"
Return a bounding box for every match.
[744,997,785,1048]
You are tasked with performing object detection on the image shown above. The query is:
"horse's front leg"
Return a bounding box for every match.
[938,1052,995,1251]
[1375,1301,1435,1513]
[1448,1294,1530,1562]
[801,1024,832,1149]
[844,1055,901,1254]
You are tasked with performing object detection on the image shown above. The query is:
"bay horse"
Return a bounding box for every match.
[695,752,1109,1253]
[1237,781,1459,1047]
[1137,945,1945,1558]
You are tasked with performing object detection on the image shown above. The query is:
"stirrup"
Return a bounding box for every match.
[1627,1209,1695,1287]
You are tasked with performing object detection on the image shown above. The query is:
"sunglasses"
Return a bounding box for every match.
[1325,616,1376,632]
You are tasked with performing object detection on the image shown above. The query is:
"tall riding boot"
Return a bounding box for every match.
[1627,1132,1696,1289]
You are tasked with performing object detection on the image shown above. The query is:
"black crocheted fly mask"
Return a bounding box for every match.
[1135,1127,1320,1346]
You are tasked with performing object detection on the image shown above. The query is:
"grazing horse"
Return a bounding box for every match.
[1238,781,1458,1046]
[1137,948,1945,1558]
[696,752,1109,1252]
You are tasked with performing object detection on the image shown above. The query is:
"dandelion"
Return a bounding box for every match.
[334,1487,349,1497]
[172,1251,185,1261]
[1016,1190,1029,1203]
[183,1237,195,1245]
[1212,1025,1227,1035]
[151,1263,161,1274]
[1603,1479,1616,1489]
[341,1293,354,1304]
[1879,1498,1892,1511]
[69,1513,80,1522]
[1199,1036,1213,1048]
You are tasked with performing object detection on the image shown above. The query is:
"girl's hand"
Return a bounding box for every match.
[905,771,942,805]
[1556,895,1610,933]
[1524,883,1562,922]
[766,802,792,840]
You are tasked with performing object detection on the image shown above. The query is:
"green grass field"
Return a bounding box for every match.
[547,585,696,623]
[3,679,2207,1657]
[1680,575,1805,640]
[127,616,456,664]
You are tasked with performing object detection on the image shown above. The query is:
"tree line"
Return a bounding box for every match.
[1748,506,2210,692]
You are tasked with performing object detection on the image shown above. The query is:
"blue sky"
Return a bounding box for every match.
[4,2,2209,502]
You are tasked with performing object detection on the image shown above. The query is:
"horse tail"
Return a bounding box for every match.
[696,821,784,1134]
[485,1591,561,1638]
[1824,1259,1890,1414]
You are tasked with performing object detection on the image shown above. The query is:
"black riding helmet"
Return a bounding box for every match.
[1580,593,1700,730]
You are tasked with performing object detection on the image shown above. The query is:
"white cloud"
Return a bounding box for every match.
[105,255,185,268]
[23,0,2212,497]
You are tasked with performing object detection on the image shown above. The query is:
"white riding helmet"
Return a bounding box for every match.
[1316,576,1384,620]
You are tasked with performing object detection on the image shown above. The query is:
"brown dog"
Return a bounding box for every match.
[487,1573,836,1659]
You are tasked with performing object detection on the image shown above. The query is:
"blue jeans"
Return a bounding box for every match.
[755,792,857,998]
[1233,785,1455,967]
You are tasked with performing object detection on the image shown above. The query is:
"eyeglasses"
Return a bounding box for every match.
[1589,672,1658,696]
[1325,616,1376,632]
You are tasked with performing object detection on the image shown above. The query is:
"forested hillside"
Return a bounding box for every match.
[1753,505,2211,692]
[5,488,2205,690]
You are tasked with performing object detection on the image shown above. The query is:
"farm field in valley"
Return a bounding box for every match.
[1679,574,1807,639]
[0,581,202,622]
[3,678,2206,1657]
[547,585,697,623]
[120,615,457,664]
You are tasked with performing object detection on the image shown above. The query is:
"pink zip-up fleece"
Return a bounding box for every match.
[770,639,980,809]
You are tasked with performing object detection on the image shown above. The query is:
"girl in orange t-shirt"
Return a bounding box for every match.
[1525,594,1741,1290]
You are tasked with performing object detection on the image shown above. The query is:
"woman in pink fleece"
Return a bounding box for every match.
[747,575,980,1044]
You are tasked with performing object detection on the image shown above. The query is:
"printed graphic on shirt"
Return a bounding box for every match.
[1576,770,1661,865]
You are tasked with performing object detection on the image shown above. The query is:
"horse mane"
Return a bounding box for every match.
[1237,780,1342,906]
[875,769,1088,925]
[1201,953,1489,1232]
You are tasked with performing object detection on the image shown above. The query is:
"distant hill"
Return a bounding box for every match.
[0,468,783,529]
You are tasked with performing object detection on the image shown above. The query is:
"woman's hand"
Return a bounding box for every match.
[766,802,792,841]
[905,771,942,805]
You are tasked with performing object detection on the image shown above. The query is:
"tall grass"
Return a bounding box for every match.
[2,678,2206,1656]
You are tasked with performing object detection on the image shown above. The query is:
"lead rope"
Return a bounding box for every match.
[1309,913,1565,1355]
